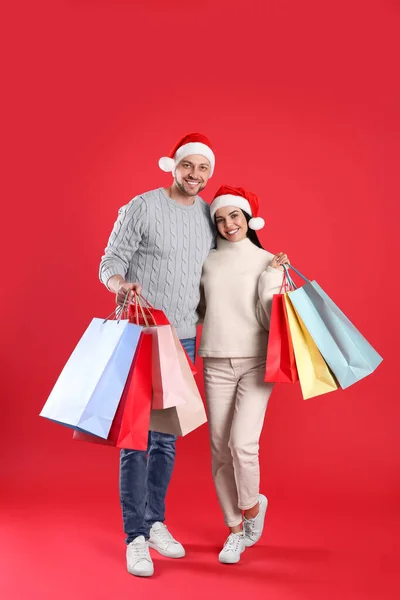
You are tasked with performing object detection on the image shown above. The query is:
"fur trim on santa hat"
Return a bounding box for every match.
[210,186,265,230]
[158,133,215,176]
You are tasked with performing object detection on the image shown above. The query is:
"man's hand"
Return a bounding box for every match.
[107,275,142,306]
[116,282,142,306]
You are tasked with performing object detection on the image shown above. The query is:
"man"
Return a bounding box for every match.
[99,133,216,577]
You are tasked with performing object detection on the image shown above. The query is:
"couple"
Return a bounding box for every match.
[99,132,289,576]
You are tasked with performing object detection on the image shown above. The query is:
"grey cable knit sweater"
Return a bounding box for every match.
[99,187,215,339]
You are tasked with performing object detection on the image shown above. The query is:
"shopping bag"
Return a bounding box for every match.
[265,294,299,383]
[287,266,383,389]
[129,304,170,326]
[151,325,189,409]
[128,299,197,374]
[40,318,142,437]
[116,330,152,450]
[150,328,207,436]
[284,295,338,399]
[73,331,152,451]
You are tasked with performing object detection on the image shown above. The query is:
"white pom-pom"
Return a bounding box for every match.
[248,217,265,231]
[158,157,175,172]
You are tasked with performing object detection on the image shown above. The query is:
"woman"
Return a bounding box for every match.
[198,185,289,564]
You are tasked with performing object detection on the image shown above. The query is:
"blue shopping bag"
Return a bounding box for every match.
[40,317,142,437]
[286,266,383,389]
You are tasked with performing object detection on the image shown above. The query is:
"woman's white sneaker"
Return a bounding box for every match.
[219,532,246,564]
[243,494,268,547]
[148,522,185,558]
[126,536,154,577]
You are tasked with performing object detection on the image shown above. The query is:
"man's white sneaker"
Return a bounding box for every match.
[243,494,268,547]
[126,536,154,577]
[148,522,185,558]
[219,533,246,564]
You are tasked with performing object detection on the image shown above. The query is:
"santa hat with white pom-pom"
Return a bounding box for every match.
[210,185,265,231]
[158,132,215,177]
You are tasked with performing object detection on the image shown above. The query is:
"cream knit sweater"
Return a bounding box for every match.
[198,237,284,358]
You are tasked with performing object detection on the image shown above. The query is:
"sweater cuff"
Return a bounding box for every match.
[265,265,285,281]
[100,265,126,290]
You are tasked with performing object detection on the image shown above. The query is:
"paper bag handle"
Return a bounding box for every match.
[103,290,130,324]
[132,293,157,326]
[285,264,310,284]
[280,267,297,293]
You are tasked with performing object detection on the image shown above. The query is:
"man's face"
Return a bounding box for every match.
[174,154,212,196]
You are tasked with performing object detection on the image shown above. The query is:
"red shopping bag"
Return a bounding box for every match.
[265,293,299,384]
[73,331,152,450]
[116,330,152,450]
[128,297,197,375]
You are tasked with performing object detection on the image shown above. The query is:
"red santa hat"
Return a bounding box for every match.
[158,133,215,177]
[210,185,265,231]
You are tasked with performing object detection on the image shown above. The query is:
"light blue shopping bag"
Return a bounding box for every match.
[286,266,383,389]
[40,317,142,437]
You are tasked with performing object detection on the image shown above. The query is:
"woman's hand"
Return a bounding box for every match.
[270,252,290,270]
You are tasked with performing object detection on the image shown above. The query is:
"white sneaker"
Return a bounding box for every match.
[126,536,154,577]
[148,522,185,558]
[243,494,268,547]
[219,533,246,564]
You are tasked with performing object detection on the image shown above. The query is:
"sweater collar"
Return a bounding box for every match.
[216,236,255,252]
[160,187,200,210]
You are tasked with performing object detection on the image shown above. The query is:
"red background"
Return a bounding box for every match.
[1,1,399,599]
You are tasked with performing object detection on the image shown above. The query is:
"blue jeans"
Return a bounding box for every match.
[120,336,196,544]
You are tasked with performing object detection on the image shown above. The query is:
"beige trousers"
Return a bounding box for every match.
[203,356,274,527]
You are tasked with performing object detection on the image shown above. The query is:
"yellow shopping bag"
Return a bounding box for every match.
[284,294,338,399]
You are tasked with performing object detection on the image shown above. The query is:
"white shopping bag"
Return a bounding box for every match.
[40,318,142,438]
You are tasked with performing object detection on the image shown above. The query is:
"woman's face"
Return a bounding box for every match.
[215,206,248,242]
